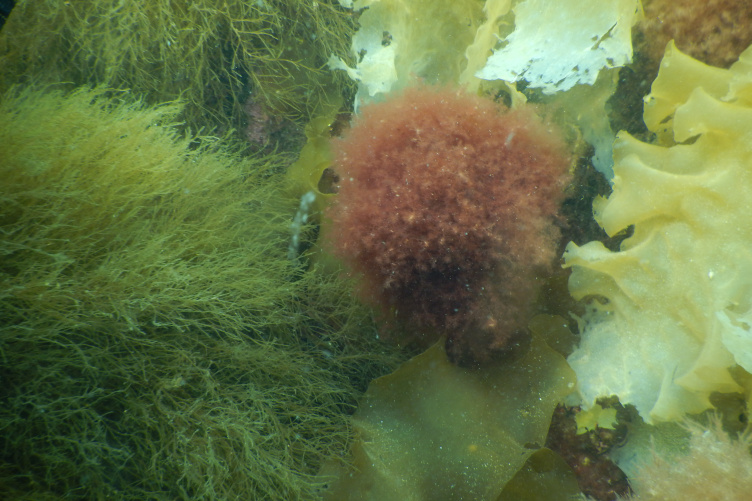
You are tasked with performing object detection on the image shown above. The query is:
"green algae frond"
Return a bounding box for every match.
[0,0,356,139]
[0,85,402,500]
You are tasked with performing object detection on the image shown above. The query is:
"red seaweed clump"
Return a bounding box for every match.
[323,87,570,365]
[639,0,752,69]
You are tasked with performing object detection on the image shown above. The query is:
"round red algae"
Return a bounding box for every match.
[323,87,571,366]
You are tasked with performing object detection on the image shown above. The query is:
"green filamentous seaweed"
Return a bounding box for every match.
[0,86,402,500]
[0,0,356,141]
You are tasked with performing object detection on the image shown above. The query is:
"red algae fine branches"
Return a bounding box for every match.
[323,87,571,366]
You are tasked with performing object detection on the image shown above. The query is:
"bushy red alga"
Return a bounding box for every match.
[323,87,571,365]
